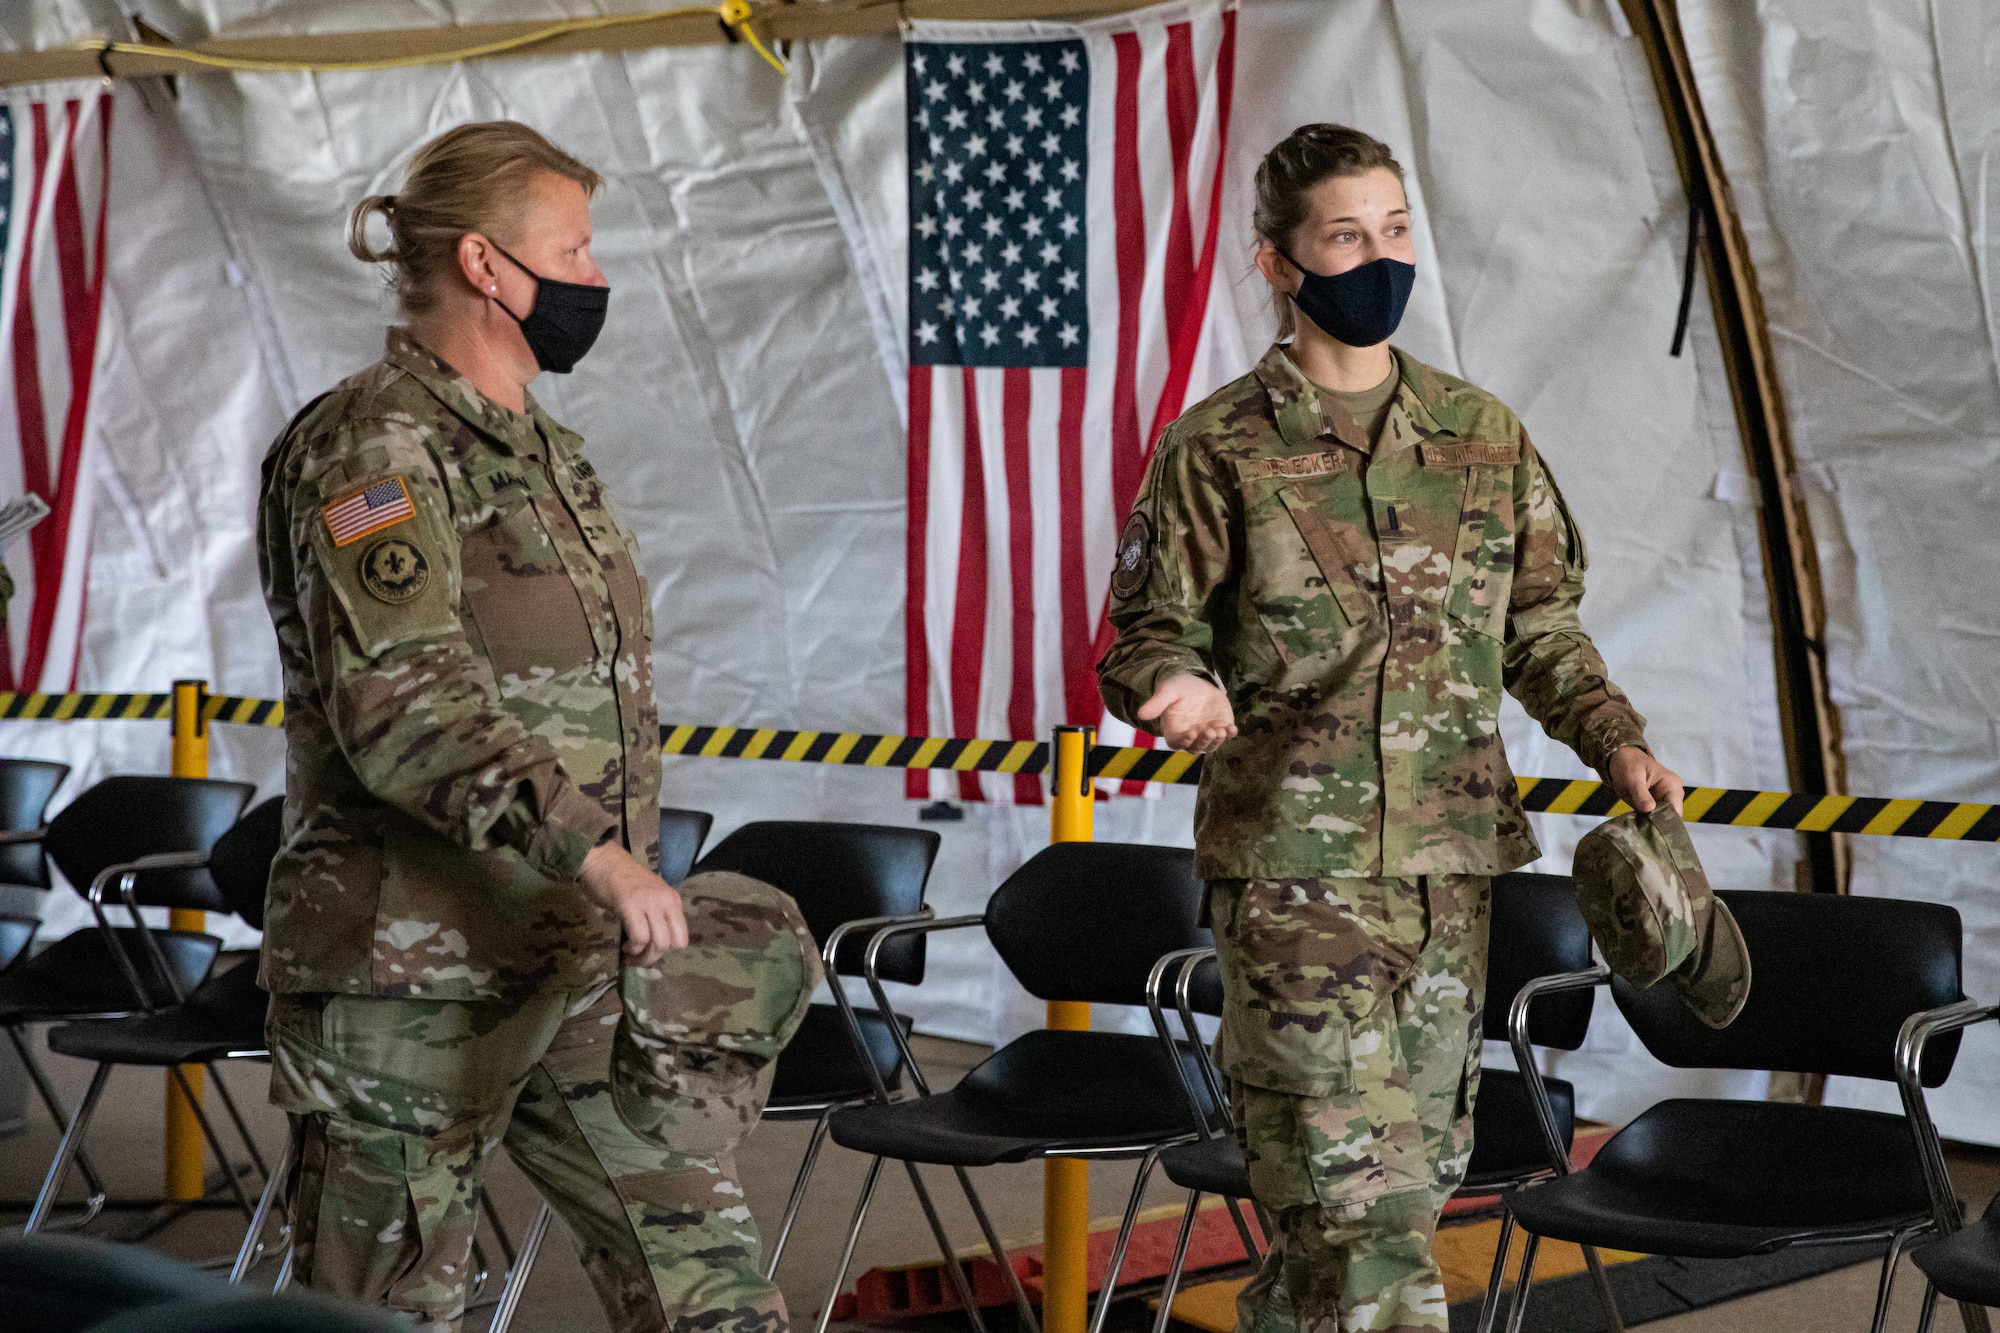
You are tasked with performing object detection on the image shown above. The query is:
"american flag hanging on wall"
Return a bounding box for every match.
[903,0,1237,804]
[0,93,114,692]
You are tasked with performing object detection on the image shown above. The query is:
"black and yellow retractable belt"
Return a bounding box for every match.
[2,692,1992,840]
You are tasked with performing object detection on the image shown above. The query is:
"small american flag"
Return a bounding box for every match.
[323,477,416,547]
[903,1,1237,803]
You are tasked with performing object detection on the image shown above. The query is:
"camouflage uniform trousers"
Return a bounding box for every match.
[268,982,785,1333]
[1208,875,1490,1333]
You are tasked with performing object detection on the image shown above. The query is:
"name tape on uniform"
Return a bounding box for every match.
[0,697,1989,841]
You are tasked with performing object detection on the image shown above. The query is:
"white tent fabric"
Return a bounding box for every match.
[1678,0,2000,1142]
[1,0,1992,1143]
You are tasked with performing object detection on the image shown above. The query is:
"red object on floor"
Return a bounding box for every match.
[828,1128,1617,1320]
[831,1198,1266,1321]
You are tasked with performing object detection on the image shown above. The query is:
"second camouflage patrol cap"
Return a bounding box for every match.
[1572,805,1751,1029]
[613,869,823,1153]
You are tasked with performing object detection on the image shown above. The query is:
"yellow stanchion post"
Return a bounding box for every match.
[1044,725,1094,1333]
[165,679,209,1201]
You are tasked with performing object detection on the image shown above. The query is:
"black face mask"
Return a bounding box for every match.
[490,242,609,374]
[1280,252,1415,348]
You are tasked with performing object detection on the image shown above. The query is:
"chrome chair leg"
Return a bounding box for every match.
[273,1244,295,1292]
[1915,1279,1939,1333]
[1086,1146,1162,1333]
[1870,1227,1915,1333]
[24,1062,111,1233]
[1475,1210,1516,1333]
[207,1064,270,1180]
[1581,1243,1626,1332]
[905,1162,988,1333]
[168,1063,255,1218]
[954,1164,1040,1333]
[813,1156,885,1333]
[766,1109,834,1278]
[1502,1232,1541,1333]
[231,1150,292,1283]
[1151,1191,1203,1333]
[488,1200,556,1333]
[1224,1195,1262,1264]
[8,1025,107,1222]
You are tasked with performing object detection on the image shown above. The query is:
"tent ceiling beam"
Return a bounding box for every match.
[0,0,1158,87]
[1618,0,1848,896]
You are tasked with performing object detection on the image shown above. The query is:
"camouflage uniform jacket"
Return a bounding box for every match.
[1099,344,1647,880]
[257,329,660,1000]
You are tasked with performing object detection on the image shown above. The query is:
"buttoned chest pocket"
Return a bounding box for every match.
[1237,460,1382,666]
[1424,444,1519,641]
[458,473,597,693]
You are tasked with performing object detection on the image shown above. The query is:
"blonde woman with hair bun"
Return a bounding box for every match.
[255,121,787,1333]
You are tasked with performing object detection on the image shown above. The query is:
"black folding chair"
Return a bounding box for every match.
[1896,994,2000,1333]
[1504,889,1968,1333]
[1141,872,1627,1333]
[820,841,1222,1333]
[29,796,281,1237]
[0,774,252,1229]
[0,758,69,967]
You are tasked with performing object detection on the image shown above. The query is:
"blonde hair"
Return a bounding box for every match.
[1253,124,1406,340]
[348,121,602,315]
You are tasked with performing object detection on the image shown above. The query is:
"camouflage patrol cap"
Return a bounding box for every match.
[1572,805,1750,1029]
[613,869,823,1154]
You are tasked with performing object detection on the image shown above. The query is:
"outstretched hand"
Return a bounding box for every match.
[1607,746,1685,816]
[1136,673,1238,754]
[579,841,688,966]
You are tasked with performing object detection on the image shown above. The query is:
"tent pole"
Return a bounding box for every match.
[1616,0,1849,901]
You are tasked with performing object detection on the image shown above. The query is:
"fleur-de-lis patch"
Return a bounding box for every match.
[360,537,431,604]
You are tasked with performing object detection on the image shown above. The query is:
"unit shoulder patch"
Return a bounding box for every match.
[360,537,431,604]
[1418,441,1521,467]
[1232,451,1346,484]
[322,475,417,547]
[1110,511,1153,601]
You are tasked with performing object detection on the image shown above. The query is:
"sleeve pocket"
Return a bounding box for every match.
[307,505,457,659]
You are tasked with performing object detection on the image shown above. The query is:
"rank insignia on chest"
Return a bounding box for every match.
[360,537,430,604]
[322,475,416,547]
[1110,511,1153,600]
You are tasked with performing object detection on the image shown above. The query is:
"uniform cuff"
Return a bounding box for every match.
[525,785,620,882]
[1586,721,1651,776]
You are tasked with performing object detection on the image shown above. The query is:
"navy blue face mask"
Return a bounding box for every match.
[1279,252,1415,348]
[489,242,609,374]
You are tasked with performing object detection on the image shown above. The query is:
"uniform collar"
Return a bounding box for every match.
[1252,343,1456,454]
[383,328,548,457]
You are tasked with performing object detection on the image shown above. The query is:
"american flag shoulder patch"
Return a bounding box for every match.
[323,475,417,547]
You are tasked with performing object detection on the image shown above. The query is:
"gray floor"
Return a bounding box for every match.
[2,1007,1996,1332]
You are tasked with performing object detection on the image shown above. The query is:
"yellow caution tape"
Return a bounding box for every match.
[660,723,2000,842]
[1,698,1989,840]
[0,692,284,726]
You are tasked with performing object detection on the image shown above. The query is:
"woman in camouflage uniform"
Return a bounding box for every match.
[1098,125,1684,1333]
[258,123,782,1333]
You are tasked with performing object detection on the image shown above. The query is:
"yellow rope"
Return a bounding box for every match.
[73,5,783,76]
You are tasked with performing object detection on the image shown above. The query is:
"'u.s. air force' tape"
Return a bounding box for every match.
[0,698,1990,841]
[659,722,2000,842]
